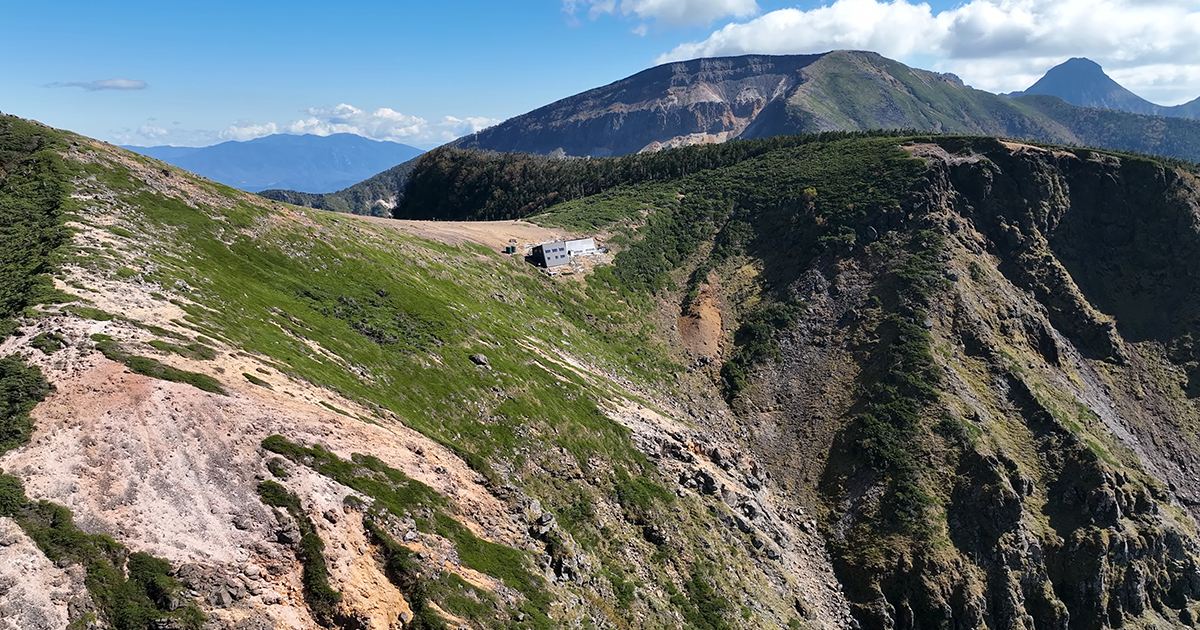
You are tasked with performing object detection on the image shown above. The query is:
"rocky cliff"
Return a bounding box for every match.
[525,133,1200,629]
[735,140,1200,629]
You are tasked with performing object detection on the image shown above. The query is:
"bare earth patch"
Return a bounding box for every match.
[356,217,569,253]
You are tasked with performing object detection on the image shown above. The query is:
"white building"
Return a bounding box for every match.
[564,238,597,256]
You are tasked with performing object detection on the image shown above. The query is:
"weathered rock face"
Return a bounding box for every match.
[454,54,823,157]
[734,140,1200,629]
[446,51,1166,162]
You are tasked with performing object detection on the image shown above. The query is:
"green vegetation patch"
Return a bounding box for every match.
[243,372,271,388]
[147,339,217,360]
[30,331,67,355]
[262,435,443,512]
[0,354,53,457]
[63,305,116,321]
[667,568,732,630]
[256,480,343,623]
[613,465,674,525]
[431,512,552,622]
[400,131,923,222]
[0,116,73,328]
[1,490,206,630]
[854,230,950,528]
[93,335,225,394]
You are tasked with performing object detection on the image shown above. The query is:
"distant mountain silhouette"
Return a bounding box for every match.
[451,51,1200,159]
[1007,58,1159,114]
[123,133,422,193]
[1008,57,1200,119]
[130,145,202,161]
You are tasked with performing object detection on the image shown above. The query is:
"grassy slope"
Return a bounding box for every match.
[777,51,1064,138]
[15,111,1200,627]
[0,116,206,630]
[48,123,806,628]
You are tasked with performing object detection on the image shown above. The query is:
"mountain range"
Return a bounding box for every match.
[123,133,423,193]
[263,50,1200,216]
[11,104,1200,628]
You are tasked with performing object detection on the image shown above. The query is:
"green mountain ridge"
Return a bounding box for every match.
[265,50,1200,218]
[9,113,1200,628]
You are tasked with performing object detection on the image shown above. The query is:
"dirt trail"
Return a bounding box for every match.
[356,217,570,252]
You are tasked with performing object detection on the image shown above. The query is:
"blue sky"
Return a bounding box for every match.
[4,0,1199,148]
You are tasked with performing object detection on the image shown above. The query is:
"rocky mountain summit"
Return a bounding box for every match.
[7,113,1200,629]
[269,50,1200,217]
[1009,57,1200,119]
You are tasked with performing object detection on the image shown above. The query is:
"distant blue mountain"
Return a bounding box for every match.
[131,145,202,161]
[122,133,423,193]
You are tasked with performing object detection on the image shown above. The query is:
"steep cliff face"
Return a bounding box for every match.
[731,140,1200,629]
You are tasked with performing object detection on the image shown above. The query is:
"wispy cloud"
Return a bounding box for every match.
[46,78,148,91]
[137,125,168,139]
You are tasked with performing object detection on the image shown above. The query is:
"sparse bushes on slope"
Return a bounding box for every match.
[853,230,950,528]
[362,519,448,630]
[262,435,555,628]
[92,334,226,394]
[0,476,204,629]
[256,480,344,623]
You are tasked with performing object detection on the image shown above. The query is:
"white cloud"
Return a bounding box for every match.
[566,0,758,26]
[219,121,280,142]
[281,104,501,145]
[656,0,1200,103]
[46,78,148,91]
[659,1,942,62]
[137,125,168,139]
[116,104,502,148]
